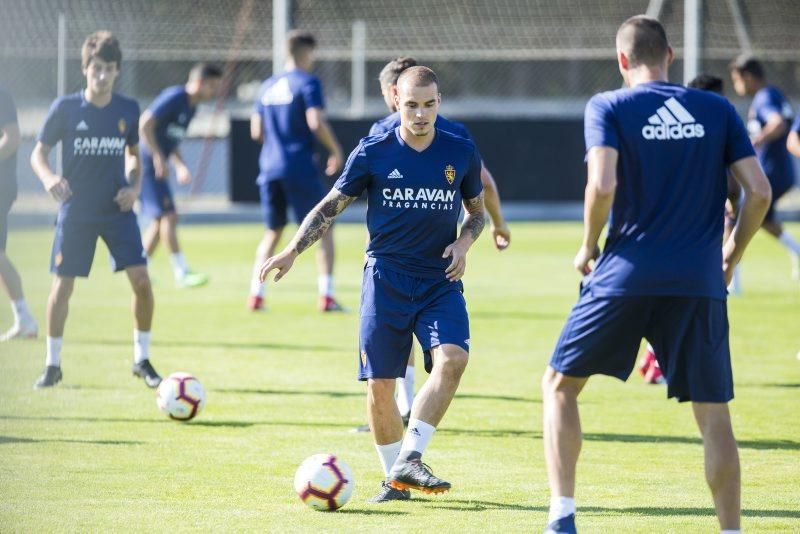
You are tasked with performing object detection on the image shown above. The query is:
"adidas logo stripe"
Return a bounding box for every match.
[76,120,89,131]
[642,97,705,140]
[387,168,403,179]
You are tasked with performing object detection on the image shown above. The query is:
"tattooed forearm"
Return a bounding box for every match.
[291,189,356,254]
[460,192,486,242]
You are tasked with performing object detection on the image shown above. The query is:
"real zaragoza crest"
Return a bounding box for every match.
[118,118,126,134]
[444,164,456,185]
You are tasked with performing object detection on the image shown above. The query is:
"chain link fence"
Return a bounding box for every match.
[2,0,799,195]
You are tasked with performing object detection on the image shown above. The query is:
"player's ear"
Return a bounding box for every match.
[617,50,629,71]
[666,46,674,66]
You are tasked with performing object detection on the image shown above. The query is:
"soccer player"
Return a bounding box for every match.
[249,30,345,312]
[29,31,162,389]
[541,16,770,534]
[0,86,38,341]
[139,63,223,288]
[730,56,800,279]
[787,109,800,158]
[259,66,485,503]
[356,57,511,427]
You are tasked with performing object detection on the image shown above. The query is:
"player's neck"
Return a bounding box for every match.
[84,88,113,108]
[285,59,308,73]
[626,66,669,88]
[399,125,436,152]
[185,85,201,106]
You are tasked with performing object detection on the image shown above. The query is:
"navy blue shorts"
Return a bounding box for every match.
[0,189,13,252]
[139,157,175,219]
[259,177,325,230]
[764,179,793,223]
[50,212,146,277]
[550,286,732,403]
[358,261,470,381]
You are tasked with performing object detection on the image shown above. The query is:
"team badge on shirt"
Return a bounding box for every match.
[444,164,456,185]
[118,118,126,135]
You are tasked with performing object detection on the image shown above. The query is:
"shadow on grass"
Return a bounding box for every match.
[82,338,342,353]
[215,388,537,404]
[0,435,144,445]
[334,508,407,516]
[583,432,800,451]
[418,499,800,518]
[763,383,800,389]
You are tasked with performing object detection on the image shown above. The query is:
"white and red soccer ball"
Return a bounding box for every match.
[294,454,354,511]
[156,372,206,421]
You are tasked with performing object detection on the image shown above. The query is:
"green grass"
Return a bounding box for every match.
[1,222,799,533]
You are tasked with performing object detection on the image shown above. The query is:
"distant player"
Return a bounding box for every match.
[260,67,485,503]
[29,31,162,389]
[787,105,800,159]
[139,63,223,288]
[730,55,800,279]
[542,17,770,533]
[249,30,345,312]
[0,86,38,341]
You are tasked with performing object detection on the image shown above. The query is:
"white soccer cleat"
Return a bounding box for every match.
[0,318,39,342]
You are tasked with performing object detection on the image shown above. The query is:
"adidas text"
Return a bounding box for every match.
[642,123,705,140]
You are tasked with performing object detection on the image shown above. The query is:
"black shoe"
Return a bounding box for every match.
[132,360,162,388]
[369,480,411,503]
[389,458,451,494]
[33,365,62,389]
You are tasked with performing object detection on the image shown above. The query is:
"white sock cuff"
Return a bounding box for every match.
[134,330,151,364]
[317,274,334,297]
[548,496,576,523]
[720,530,741,534]
[12,299,29,315]
[374,440,402,477]
[46,336,63,367]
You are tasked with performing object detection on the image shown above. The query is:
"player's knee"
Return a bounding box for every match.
[436,346,468,377]
[49,276,75,303]
[367,378,396,403]
[541,367,583,398]
[129,272,153,297]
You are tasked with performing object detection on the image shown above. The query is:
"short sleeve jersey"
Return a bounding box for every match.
[37,92,140,221]
[369,112,473,141]
[0,86,18,197]
[584,81,754,299]
[334,128,483,278]
[253,69,325,184]
[144,85,195,157]
[747,86,795,192]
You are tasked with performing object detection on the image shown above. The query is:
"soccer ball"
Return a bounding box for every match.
[156,372,206,421]
[294,454,354,511]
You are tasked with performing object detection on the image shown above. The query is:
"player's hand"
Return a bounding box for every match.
[491,221,511,251]
[443,241,469,281]
[573,244,600,276]
[325,150,344,177]
[259,249,299,283]
[46,176,72,202]
[153,152,169,179]
[114,186,138,212]
[175,163,192,185]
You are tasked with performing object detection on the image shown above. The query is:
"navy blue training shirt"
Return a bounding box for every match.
[369,111,472,141]
[584,81,755,298]
[335,128,483,278]
[254,69,325,184]
[747,85,795,192]
[144,85,195,157]
[0,87,18,199]
[38,92,140,221]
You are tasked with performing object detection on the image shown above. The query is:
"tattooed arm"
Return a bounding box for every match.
[443,192,486,281]
[259,188,357,282]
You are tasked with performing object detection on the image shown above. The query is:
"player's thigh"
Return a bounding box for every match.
[550,290,649,380]
[140,169,175,219]
[100,212,146,272]
[51,217,99,278]
[358,265,415,381]
[259,180,289,230]
[414,279,470,374]
[284,177,325,225]
[647,297,732,403]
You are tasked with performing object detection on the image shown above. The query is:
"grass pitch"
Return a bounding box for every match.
[1,222,798,532]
